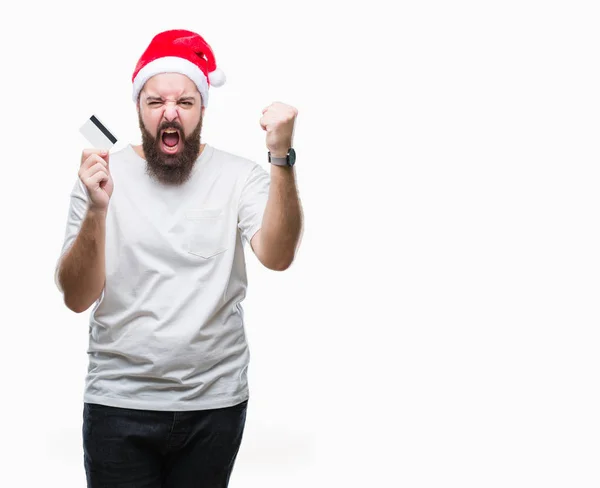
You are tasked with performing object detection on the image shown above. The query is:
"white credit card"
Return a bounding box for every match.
[79,115,117,149]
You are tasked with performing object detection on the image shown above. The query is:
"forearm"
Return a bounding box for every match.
[259,166,303,268]
[58,208,107,313]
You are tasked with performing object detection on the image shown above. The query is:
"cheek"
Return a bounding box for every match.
[183,113,202,135]
[141,111,161,136]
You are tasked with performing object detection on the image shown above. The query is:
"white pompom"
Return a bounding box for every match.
[208,68,226,87]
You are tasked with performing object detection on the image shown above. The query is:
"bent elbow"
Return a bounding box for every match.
[64,295,91,314]
[268,256,295,272]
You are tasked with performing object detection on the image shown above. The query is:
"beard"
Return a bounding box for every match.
[138,112,203,186]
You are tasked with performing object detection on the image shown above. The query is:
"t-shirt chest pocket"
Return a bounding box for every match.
[184,207,229,259]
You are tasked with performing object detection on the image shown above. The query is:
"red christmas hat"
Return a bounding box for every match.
[131,29,225,107]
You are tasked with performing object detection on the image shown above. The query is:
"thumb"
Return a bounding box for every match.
[259,118,267,131]
[101,150,110,169]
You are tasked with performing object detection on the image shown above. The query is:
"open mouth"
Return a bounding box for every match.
[161,128,181,154]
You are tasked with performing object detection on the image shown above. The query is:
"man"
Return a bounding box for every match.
[54,29,303,488]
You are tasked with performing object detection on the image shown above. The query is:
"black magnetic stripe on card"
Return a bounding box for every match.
[90,115,117,144]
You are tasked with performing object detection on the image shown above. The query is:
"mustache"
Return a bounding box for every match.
[158,121,185,135]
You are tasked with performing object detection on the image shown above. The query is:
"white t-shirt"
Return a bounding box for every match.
[55,143,270,411]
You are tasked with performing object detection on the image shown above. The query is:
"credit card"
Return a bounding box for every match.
[79,115,117,149]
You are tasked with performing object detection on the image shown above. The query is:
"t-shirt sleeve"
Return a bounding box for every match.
[237,163,270,246]
[54,177,90,293]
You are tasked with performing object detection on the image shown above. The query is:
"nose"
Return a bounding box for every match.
[163,103,179,123]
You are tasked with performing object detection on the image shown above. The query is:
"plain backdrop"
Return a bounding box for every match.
[1,0,599,486]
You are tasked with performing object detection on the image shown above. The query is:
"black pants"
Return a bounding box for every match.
[82,399,248,488]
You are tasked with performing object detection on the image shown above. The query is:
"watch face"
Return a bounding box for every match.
[288,148,296,166]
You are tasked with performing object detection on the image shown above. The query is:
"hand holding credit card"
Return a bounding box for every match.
[78,115,116,210]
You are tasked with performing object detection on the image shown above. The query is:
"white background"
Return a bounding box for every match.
[1,0,599,486]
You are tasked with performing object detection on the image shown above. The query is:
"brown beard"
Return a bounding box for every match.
[138,112,203,186]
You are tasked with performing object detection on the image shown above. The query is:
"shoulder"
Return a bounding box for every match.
[208,145,264,177]
[108,144,140,165]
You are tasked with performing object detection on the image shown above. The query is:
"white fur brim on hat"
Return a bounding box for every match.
[132,56,212,106]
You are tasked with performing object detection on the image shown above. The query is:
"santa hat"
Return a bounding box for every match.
[131,29,226,107]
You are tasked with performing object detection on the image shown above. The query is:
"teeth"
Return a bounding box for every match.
[164,129,177,133]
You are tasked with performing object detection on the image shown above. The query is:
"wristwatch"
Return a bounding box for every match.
[268,148,296,167]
